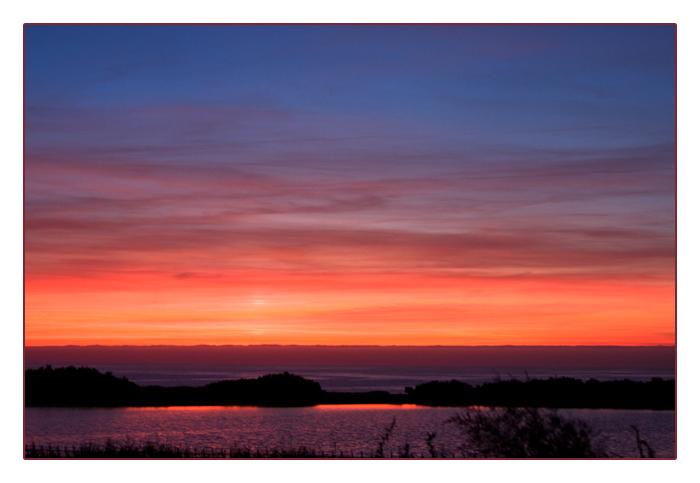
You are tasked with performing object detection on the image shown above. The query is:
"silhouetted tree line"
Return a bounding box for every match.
[408,377,675,410]
[25,365,141,407]
[24,365,674,409]
[25,366,324,407]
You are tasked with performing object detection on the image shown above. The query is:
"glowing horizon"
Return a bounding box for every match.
[24,25,675,347]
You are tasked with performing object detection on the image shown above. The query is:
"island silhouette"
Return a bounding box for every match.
[24,365,674,410]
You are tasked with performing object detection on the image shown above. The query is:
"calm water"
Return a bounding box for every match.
[24,406,675,458]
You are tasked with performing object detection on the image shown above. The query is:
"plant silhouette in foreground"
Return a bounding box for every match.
[25,441,349,458]
[447,407,608,458]
[425,431,438,458]
[374,417,396,457]
[631,425,656,458]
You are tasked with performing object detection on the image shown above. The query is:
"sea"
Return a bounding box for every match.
[23,364,676,458]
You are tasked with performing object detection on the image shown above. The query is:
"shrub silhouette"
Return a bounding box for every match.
[448,407,607,458]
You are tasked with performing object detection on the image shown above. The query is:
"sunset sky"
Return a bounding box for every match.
[23,25,676,346]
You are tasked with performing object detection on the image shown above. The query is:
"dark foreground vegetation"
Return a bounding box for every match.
[25,365,675,410]
[25,441,345,458]
[25,407,661,458]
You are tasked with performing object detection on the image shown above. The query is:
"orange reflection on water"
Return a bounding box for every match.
[124,404,423,411]
[314,404,421,410]
[125,405,264,411]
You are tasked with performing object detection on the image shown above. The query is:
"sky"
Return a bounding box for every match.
[23,25,676,347]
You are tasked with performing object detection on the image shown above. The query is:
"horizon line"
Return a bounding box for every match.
[24,344,676,348]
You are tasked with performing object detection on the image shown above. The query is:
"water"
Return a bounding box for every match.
[24,406,675,458]
[23,363,676,393]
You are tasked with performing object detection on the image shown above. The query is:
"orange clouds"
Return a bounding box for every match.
[24,270,674,346]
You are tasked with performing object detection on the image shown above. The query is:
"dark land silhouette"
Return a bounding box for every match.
[24,365,675,409]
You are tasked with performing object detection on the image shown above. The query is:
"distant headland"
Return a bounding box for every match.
[25,365,674,410]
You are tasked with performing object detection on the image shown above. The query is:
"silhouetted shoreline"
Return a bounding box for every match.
[24,365,675,410]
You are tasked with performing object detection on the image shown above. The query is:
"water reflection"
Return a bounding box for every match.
[25,406,675,458]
